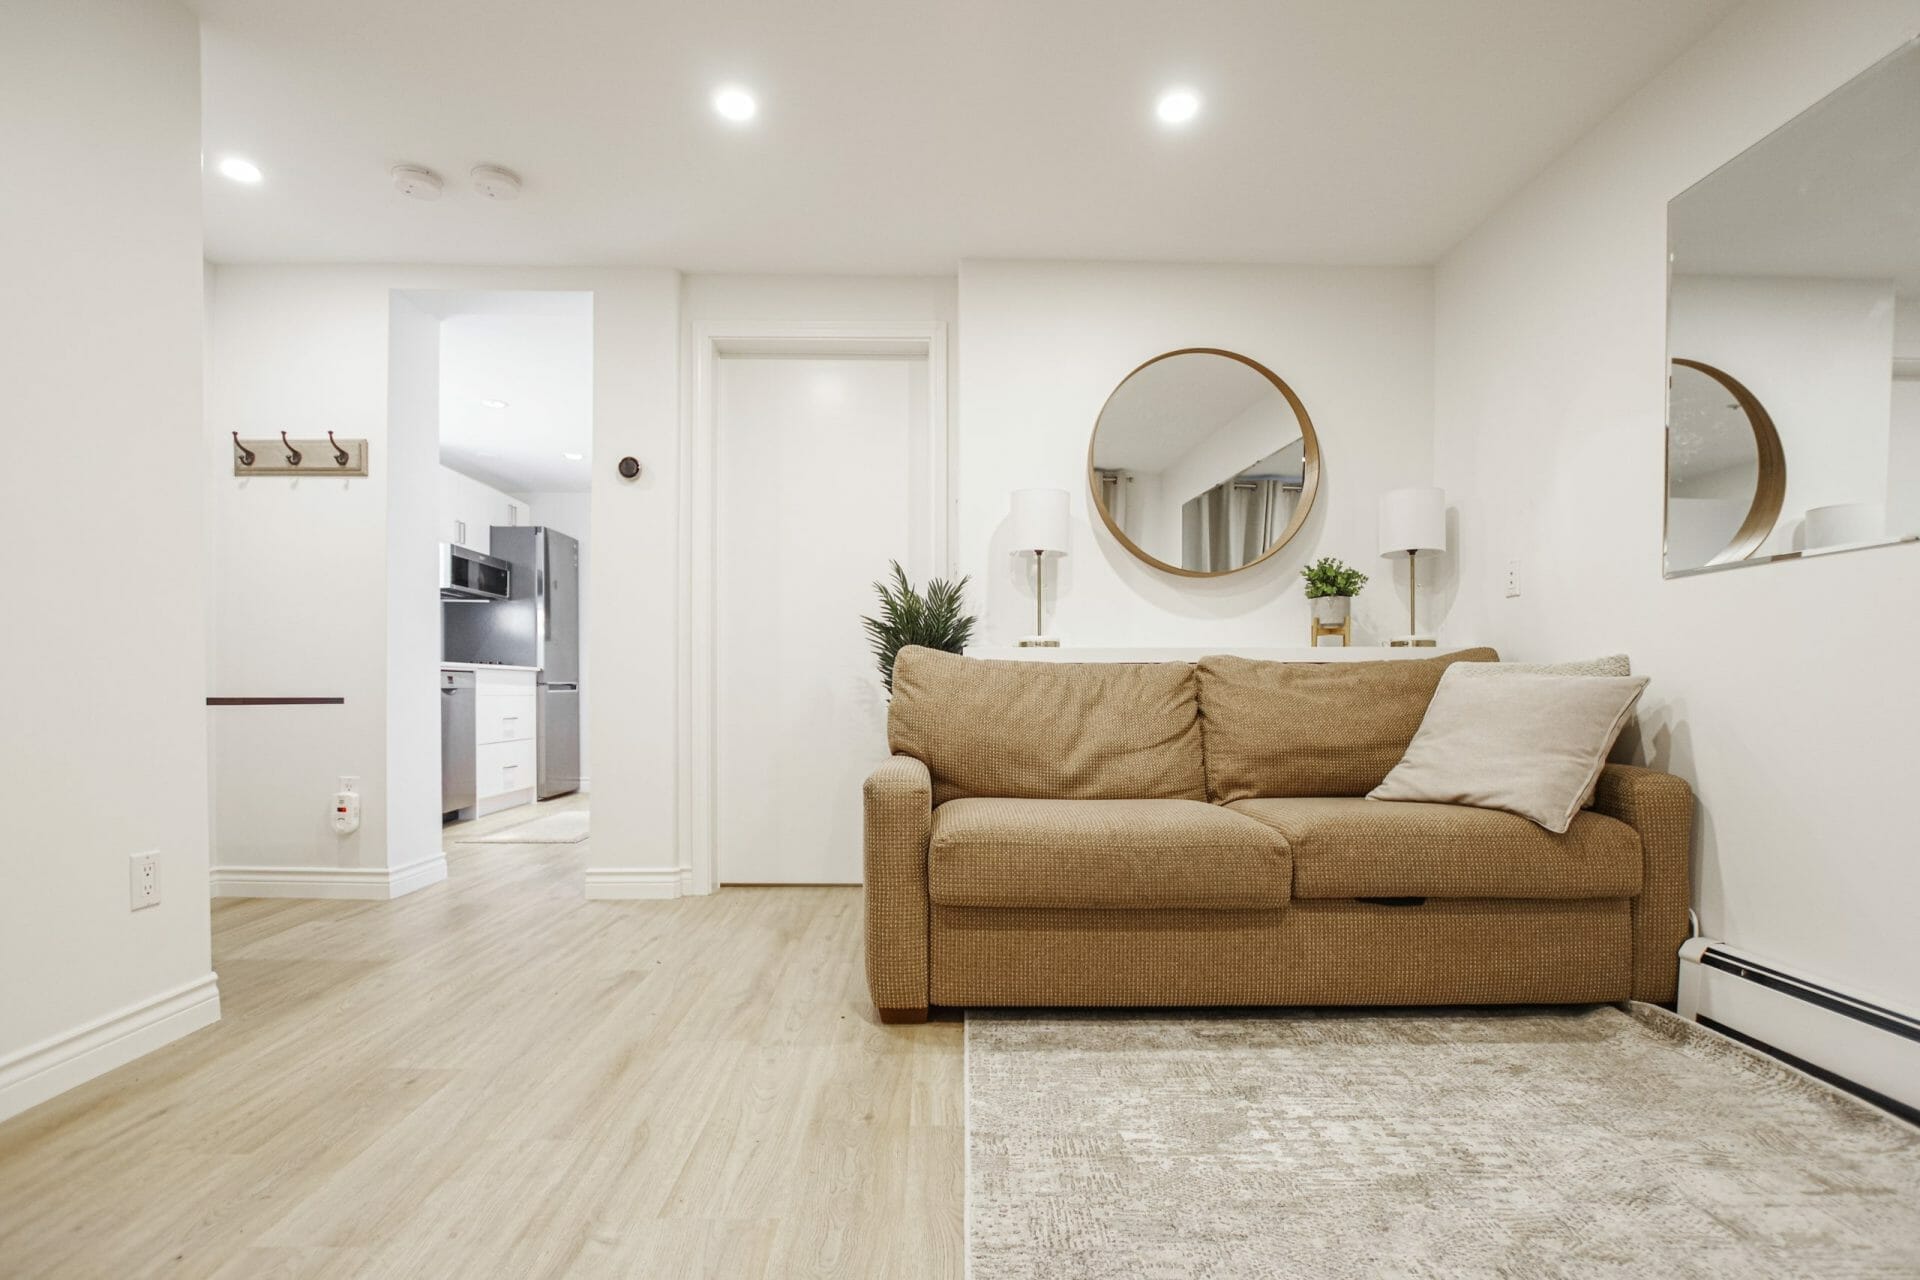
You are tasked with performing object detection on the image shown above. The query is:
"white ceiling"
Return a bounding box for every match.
[431,291,593,494]
[1095,354,1272,472]
[192,0,1739,272]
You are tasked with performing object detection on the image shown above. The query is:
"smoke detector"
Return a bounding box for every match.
[471,164,522,200]
[391,164,443,200]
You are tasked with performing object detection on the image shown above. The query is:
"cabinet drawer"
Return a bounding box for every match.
[476,698,535,746]
[474,669,537,696]
[476,740,537,798]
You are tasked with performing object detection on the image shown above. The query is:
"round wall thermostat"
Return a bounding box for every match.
[617,456,642,479]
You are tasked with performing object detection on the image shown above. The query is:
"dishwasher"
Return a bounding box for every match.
[440,670,476,816]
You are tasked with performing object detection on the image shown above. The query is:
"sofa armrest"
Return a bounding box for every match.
[864,753,933,1023]
[1591,764,1693,1003]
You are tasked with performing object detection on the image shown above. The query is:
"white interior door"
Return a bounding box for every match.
[716,355,927,883]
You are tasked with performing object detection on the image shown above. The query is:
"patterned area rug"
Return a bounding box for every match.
[455,810,589,844]
[966,1004,1920,1279]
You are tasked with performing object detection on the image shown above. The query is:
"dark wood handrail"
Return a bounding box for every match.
[206,697,346,706]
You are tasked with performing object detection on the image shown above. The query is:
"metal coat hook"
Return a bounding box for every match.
[231,434,366,477]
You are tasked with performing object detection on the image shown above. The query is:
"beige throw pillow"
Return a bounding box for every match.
[1369,667,1649,833]
[1453,654,1630,678]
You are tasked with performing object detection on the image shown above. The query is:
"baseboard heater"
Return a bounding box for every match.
[1677,938,1920,1123]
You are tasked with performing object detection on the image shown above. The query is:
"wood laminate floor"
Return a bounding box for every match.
[0,798,965,1279]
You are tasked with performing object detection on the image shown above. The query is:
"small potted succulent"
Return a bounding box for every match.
[1301,556,1368,628]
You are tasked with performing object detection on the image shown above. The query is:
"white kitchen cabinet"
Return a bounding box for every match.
[456,665,539,817]
[476,740,537,803]
[441,466,530,554]
[475,695,535,747]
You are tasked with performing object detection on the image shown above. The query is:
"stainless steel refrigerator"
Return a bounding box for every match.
[442,526,581,799]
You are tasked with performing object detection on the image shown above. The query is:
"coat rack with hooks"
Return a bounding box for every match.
[232,433,369,477]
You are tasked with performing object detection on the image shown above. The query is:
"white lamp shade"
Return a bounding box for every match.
[1378,486,1447,556]
[1009,488,1070,555]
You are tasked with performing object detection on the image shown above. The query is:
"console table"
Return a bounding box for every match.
[962,646,1469,663]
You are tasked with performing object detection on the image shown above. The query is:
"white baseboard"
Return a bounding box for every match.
[389,853,450,897]
[0,973,220,1123]
[475,787,536,818]
[210,852,448,900]
[584,865,695,900]
[1678,939,1920,1115]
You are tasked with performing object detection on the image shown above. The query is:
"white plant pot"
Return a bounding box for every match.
[1310,596,1351,624]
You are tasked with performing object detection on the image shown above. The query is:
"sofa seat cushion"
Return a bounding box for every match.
[1225,797,1641,900]
[928,798,1291,911]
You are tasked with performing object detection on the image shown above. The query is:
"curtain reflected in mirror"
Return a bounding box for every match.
[1088,349,1318,577]
[1665,37,1920,577]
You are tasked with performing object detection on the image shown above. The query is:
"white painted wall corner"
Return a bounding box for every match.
[0,975,220,1124]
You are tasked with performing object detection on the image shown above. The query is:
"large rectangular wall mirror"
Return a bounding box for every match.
[1664,37,1920,578]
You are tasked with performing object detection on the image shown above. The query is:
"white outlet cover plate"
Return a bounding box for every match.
[130,851,160,910]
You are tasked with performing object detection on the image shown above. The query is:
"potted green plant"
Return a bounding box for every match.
[861,561,977,694]
[1301,556,1368,628]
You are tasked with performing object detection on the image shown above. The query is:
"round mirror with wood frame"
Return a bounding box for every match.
[1087,348,1321,578]
[1665,357,1787,571]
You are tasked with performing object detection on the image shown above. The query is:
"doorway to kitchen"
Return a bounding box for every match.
[393,290,594,857]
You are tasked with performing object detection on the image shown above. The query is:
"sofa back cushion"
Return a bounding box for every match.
[1196,648,1498,801]
[889,647,1207,805]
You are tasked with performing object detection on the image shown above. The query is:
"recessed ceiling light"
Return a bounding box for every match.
[1156,89,1201,126]
[562,451,584,461]
[713,86,758,123]
[218,156,263,184]
[481,398,509,409]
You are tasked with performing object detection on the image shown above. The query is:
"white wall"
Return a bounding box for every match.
[957,261,1435,646]
[386,295,445,886]
[206,270,408,892]
[0,0,218,1120]
[1881,297,1919,536]
[1435,0,1920,1024]
[523,491,592,788]
[205,267,681,897]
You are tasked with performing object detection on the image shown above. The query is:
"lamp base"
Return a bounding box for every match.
[1017,635,1061,648]
[1387,635,1438,648]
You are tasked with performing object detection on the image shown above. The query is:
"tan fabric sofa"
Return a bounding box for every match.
[864,646,1693,1023]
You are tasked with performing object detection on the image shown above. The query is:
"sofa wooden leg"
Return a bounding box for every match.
[876,1005,929,1025]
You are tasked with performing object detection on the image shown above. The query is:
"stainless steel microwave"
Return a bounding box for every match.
[439,543,512,601]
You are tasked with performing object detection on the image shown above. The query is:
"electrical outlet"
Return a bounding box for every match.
[129,851,160,911]
[1505,559,1522,598]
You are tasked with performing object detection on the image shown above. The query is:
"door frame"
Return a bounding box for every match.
[681,320,950,894]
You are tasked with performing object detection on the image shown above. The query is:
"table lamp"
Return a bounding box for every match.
[1010,488,1069,647]
[1378,487,1446,647]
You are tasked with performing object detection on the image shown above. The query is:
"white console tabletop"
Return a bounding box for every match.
[439,662,542,673]
[963,645,1468,663]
